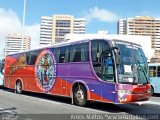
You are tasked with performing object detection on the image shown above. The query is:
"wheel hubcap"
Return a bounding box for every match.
[76,90,84,103]
[17,83,21,92]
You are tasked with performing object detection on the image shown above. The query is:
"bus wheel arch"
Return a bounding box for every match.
[71,82,88,106]
[151,85,154,96]
[15,79,23,94]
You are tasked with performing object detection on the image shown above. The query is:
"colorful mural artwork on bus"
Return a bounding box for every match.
[7,54,27,84]
[35,49,56,92]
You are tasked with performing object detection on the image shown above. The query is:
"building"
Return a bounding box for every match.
[40,15,86,46]
[52,15,74,43]
[40,16,53,45]
[118,16,160,49]
[118,16,160,62]
[74,18,86,34]
[117,19,126,34]
[5,34,31,55]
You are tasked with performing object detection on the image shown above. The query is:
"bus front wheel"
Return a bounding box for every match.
[73,84,87,106]
[16,81,22,94]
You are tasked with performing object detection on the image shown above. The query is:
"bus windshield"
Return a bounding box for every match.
[115,42,148,85]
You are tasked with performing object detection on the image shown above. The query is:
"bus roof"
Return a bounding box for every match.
[6,35,142,56]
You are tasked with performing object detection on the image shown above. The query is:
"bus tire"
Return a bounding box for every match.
[151,86,154,96]
[16,81,22,94]
[73,84,87,106]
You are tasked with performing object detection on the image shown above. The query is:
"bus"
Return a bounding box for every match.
[0,58,5,86]
[148,63,160,95]
[4,38,151,106]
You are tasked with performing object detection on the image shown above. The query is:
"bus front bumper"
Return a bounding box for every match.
[118,93,151,103]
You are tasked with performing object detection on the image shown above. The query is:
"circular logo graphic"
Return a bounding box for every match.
[35,49,56,92]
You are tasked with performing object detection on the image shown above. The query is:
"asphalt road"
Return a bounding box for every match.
[0,87,160,120]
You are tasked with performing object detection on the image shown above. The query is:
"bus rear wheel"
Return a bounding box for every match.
[73,85,87,106]
[16,81,22,94]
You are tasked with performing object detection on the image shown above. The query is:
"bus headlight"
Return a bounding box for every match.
[147,88,151,94]
[118,90,131,98]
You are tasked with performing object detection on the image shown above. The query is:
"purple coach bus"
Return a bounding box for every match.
[4,38,151,106]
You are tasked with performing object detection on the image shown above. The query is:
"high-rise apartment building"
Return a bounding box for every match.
[118,16,160,61]
[118,16,160,49]
[40,16,53,45]
[52,15,74,43]
[117,19,126,34]
[73,18,86,34]
[40,15,86,46]
[5,33,31,55]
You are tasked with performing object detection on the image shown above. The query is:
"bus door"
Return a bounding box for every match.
[100,51,116,102]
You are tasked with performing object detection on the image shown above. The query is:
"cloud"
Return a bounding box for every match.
[0,8,40,56]
[84,6,120,23]
[0,8,22,34]
[25,24,40,49]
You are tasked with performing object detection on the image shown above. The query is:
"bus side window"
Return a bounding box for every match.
[157,66,160,77]
[91,41,102,76]
[70,43,89,62]
[28,50,40,65]
[91,40,111,80]
[54,48,60,62]
[26,53,30,64]
[56,46,69,63]
[149,66,156,77]
[71,46,81,62]
[0,59,5,74]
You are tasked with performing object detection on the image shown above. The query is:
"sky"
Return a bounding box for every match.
[0,0,160,56]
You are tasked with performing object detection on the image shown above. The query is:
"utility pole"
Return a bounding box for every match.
[21,0,26,51]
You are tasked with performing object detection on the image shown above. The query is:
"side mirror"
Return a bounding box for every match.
[112,47,120,65]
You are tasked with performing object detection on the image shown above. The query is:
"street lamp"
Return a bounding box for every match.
[21,0,26,51]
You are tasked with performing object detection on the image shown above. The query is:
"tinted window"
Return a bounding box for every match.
[27,50,41,65]
[149,66,156,77]
[157,66,160,77]
[26,53,30,64]
[70,43,89,62]
[0,59,5,74]
[55,46,69,63]
[91,40,110,63]
[91,40,113,81]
